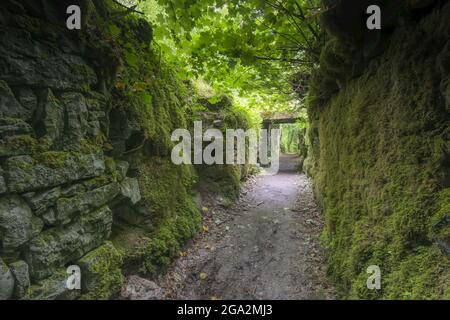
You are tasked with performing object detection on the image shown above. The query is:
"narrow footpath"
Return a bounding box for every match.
[124,154,335,300]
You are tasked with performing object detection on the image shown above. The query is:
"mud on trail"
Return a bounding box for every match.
[150,154,334,300]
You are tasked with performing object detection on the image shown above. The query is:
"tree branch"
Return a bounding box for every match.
[111,0,144,15]
[255,56,308,63]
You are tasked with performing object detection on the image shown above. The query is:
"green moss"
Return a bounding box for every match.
[430,189,450,240]
[104,157,118,182]
[23,268,80,300]
[34,151,67,168]
[83,7,203,279]
[79,138,103,154]
[83,175,114,190]
[0,134,43,157]
[85,2,255,283]
[7,155,36,171]
[108,157,201,277]
[198,165,242,202]
[194,94,259,201]
[78,241,124,300]
[104,156,116,172]
[381,246,450,300]
[111,225,148,264]
[138,157,198,224]
[142,199,201,277]
[307,14,450,299]
[318,38,354,88]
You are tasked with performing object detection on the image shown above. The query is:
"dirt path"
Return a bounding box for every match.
[147,154,334,300]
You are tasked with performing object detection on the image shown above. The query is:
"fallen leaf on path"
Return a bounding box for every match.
[202,225,209,232]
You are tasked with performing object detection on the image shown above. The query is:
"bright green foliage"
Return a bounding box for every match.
[115,0,320,118]
[280,123,307,155]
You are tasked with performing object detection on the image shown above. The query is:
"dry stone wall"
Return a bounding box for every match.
[0,0,144,299]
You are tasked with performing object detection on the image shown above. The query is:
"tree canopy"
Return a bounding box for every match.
[117,0,323,114]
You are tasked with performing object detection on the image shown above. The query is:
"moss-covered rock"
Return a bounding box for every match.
[5,152,105,193]
[0,80,31,119]
[9,260,30,298]
[0,134,39,157]
[24,268,80,300]
[111,158,201,276]
[56,182,119,224]
[0,195,34,251]
[307,1,450,299]
[141,197,201,276]
[0,257,14,300]
[25,206,113,280]
[78,241,124,300]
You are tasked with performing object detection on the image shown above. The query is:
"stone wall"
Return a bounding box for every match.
[0,0,255,300]
[0,0,241,300]
[306,0,450,298]
[0,0,142,299]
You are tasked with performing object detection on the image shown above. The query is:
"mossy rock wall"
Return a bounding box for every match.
[194,96,258,203]
[307,1,450,299]
[0,0,252,299]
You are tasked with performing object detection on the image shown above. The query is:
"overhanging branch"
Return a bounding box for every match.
[111,0,145,15]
